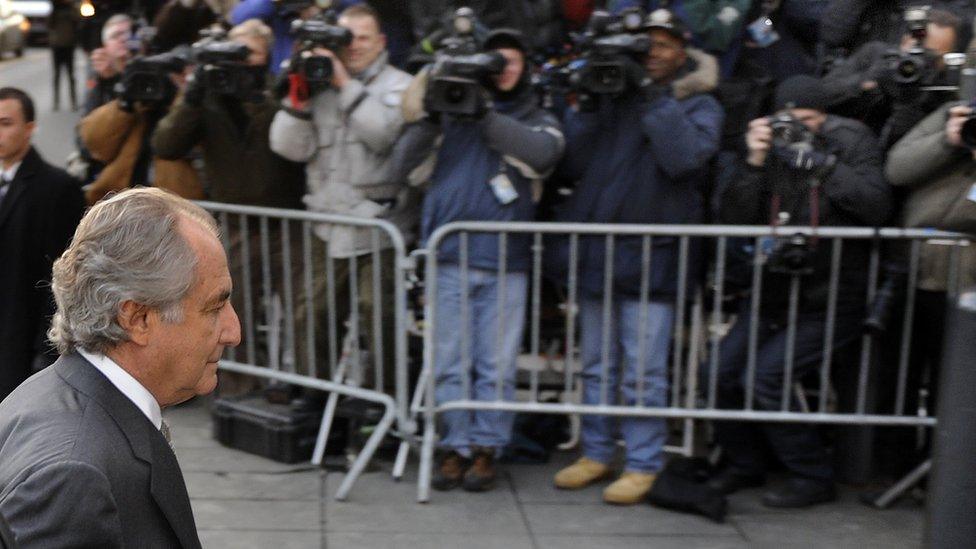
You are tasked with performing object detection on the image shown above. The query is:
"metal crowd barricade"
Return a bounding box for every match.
[198,202,415,501]
[415,221,971,502]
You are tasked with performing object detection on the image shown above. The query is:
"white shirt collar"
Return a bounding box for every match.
[77,349,163,430]
[1,161,22,182]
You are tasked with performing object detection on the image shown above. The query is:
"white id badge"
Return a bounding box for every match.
[489,173,519,205]
[748,16,780,48]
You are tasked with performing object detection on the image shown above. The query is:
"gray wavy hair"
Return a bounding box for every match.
[48,188,220,354]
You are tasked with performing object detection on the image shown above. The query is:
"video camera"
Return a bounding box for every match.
[537,8,650,110]
[290,15,352,90]
[421,8,504,118]
[191,29,265,99]
[116,47,188,106]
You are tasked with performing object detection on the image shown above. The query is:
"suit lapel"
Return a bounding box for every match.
[0,148,40,231]
[54,354,202,549]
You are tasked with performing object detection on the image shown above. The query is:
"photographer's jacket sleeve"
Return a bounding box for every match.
[885,102,968,189]
[639,94,723,181]
[151,97,205,160]
[819,121,892,226]
[482,110,564,179]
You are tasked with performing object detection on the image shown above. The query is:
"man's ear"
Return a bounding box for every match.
[117,300,152,346]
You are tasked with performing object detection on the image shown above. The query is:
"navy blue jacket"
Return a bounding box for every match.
[391,86,564,272]
[551,87,723,298]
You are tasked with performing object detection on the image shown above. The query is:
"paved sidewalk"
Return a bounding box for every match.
[165,398,926,549]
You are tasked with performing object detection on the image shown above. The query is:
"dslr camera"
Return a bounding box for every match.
[290,15,353,90]
[766,233,816,276]
[883,7,936,87]
[117,48,188,105]
[766,111,816,150]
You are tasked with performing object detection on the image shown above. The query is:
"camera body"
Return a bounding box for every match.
[291,17,353,89]
[766,233,816,276]
[767,111,815,150]
[192,40,260,98]
[572,33,650,95]
[118,49,188,105]
[882,7,935,88]
[425,51,506,117]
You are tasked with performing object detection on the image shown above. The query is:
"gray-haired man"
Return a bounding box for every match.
[0,187,241,547]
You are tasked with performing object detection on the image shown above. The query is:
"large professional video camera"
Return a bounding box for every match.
[290,15,353,89]
[117,48,188,105]
[191,29,265,99]
[537,8,650,110]
[422,8,504,118]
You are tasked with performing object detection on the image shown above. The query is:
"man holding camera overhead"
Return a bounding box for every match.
[391,27,564,494]
[549,8,722,506]
[269,4,411,387]
[710,76,892,508]
[821,7,961,149]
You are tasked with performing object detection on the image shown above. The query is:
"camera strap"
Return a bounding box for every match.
[768,179,821,244]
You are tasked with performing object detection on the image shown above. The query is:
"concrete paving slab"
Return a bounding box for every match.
[324,466,521,507]
[523,503,740,536]
[176,446,316,474]
[184,471,323,501]
[735,508,924,548]
[325,533,535,549]
[324,498,528,535]
[534,534,749,549]
[191,499,321,531]
[198,529,322,549]
[506,457,611,505]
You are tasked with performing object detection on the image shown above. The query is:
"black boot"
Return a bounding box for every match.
[706,467,765,495]
[761,476,836,508]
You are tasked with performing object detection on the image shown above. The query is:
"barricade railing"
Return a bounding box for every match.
[415,221,971,502]
[198,202,414,500]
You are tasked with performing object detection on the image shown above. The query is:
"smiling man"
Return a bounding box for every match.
[0,188,241,548]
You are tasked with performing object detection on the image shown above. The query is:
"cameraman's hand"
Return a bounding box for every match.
[91,47,124,79]
[745,117,772,167]
[945,105,973,148]
[307,48,350,90]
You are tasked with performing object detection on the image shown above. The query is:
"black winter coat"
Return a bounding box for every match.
[717,116,893,315]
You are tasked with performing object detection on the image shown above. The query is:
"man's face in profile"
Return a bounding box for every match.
[149,219,241,407]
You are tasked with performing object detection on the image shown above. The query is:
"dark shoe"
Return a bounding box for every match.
[462,446,497,492]
[432,450,470,491]
[707,467,765,495]
[761,476,837,508]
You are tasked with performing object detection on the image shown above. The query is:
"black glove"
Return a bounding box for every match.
[771,145,836,174]
[183,66,207,106]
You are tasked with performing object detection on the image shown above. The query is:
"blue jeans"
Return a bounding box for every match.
[579,296,674,473]
[434,265,527,454]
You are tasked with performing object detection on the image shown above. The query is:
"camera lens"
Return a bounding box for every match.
[960,115,976,149]
[444,82,468,104]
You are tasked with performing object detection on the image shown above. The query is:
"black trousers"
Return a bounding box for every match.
[708,300,861,482]
[51,46,76,108]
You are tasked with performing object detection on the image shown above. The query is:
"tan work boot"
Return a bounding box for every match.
[554,457,612,489]
[603,471,657,505]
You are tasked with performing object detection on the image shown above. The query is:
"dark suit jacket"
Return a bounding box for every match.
[0,353,202,548]
[0,147,84,400]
